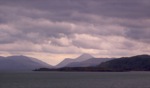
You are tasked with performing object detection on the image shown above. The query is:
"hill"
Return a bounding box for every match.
[99,54,150,71]
[0,55,52,71]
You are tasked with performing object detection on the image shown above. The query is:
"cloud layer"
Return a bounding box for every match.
[0,0,150,65]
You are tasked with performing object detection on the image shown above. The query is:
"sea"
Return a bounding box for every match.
[0,71,150,88]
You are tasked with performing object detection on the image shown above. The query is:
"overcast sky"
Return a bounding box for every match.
[0,0,150,65]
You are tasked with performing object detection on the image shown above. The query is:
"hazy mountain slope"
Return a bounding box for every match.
[66,58,112,67]
[73,53,94,62]
[0,55,52,71]
[26,57,51,68]
[56,58,74,68]
[55,53,94,68]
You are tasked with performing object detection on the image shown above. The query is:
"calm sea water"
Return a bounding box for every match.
[0,72,150,88]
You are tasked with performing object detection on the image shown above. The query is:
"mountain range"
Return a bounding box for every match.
[2,54,150,72]
[0,53,104,71]
[35,54,150,72]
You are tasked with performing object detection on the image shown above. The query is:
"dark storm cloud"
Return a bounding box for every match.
[0,0,150,23]
[1,0,150,20]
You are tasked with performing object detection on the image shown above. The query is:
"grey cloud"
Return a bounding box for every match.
[0,0,150,59]
[125,29,150,43]
[1,0,150,21]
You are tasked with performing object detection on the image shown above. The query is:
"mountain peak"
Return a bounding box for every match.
[75,53,94,62]
[55,53,94,68]
[79,53,93,57]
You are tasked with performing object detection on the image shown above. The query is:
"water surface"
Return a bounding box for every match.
[0,72,150,88]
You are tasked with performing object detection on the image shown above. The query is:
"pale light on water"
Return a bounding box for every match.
[0,72,150,88]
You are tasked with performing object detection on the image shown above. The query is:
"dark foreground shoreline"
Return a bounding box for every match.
[34,67,150,72]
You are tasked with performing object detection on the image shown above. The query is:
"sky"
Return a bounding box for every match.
[0,0,150,65]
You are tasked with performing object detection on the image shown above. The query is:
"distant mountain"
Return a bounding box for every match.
[66,58,112,67]
[73,53,94,62]
[0,55,52,71]
[35,54,150,72]
[99,54,150,71]
[56,58,73,68]
[55,53,94,68]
